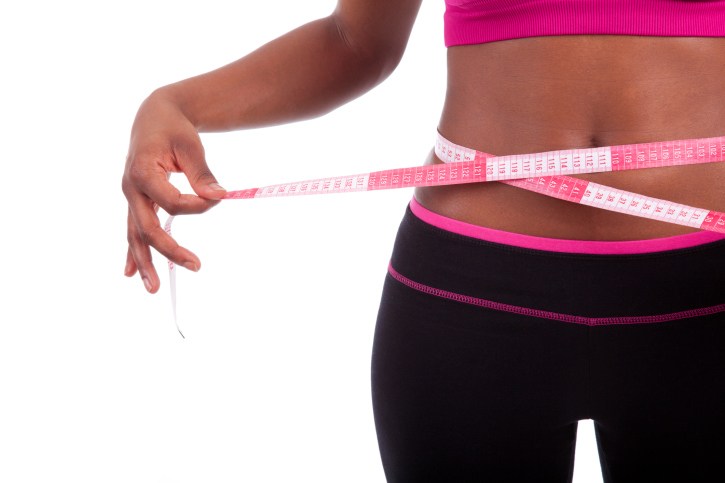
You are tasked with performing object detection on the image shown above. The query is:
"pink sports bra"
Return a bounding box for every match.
[444,0,725,47]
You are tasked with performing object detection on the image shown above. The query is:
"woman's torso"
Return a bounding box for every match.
[416,35,725,240]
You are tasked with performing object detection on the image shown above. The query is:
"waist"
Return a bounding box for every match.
[415,153,725,240]
[428,35,725,239]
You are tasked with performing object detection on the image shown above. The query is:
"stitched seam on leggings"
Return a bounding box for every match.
[388,263,725,326]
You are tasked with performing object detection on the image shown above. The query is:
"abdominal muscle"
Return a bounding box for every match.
[415,35,725,240]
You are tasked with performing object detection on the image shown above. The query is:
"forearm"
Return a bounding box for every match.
[155,15,397,132]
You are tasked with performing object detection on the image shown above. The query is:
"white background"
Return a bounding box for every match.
[0,1,604,481]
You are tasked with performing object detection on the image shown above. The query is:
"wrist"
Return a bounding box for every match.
[129,87,197,153]
[147,85,197,126]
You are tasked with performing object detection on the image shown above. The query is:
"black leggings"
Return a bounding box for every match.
[371,205,725,483]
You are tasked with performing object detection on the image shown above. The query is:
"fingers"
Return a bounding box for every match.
[125,160,220,216]
[124,246,138,277]
[126,207,159,293]
[126,204,200,293]
[123,164,204,292]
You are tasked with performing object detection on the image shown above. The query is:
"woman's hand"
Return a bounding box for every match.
[122,2,423,294]
[122,89,226,293]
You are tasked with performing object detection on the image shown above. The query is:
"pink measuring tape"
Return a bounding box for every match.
[165,132,725,337]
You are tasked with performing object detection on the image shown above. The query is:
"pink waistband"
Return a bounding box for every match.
[410,197,725,255]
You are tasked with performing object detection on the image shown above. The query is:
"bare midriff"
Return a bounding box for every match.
[415,35,725,240]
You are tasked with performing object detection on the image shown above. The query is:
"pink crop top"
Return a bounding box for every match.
[444,0,725,47]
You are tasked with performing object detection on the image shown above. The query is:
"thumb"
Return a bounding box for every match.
[176,142,227,200]
[192,170,227,200]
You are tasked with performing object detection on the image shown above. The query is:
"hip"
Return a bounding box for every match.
[389,200,725,320]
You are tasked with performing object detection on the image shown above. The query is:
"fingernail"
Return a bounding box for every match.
[143,276,153,292]
[209,182,225,191]
[183,261,199,272]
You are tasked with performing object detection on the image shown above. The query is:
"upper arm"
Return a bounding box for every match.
[332,0,424,74]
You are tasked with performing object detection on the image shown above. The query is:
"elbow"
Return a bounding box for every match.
[330,14,407,89]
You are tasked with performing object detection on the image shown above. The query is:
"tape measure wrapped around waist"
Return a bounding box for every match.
[165,132,725,337]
